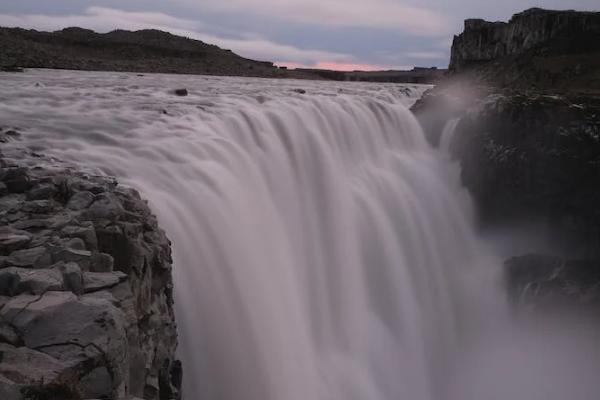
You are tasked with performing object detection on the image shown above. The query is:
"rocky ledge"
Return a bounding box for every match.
[0,143,181,399]
[505,254,600,309]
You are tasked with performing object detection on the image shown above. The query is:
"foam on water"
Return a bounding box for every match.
[1,69,599,400]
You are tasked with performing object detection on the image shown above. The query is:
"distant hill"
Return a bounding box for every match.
[0,26,316,79]
[294,67,447,84]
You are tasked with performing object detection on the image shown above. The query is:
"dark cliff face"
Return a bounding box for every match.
[447,8,600,93]
[414,8,600,306]
[414,87,600,308]
[449,93,600,258]
[415,88,600,259]
[450,8,600,71]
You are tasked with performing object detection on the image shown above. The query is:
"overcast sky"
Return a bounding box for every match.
[0,1,597,70]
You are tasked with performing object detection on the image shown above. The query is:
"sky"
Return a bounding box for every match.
[0,1,597,71]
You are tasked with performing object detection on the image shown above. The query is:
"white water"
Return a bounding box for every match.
[2,70,599,400]
[439,117,460,153]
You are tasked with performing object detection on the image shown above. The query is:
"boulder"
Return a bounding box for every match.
[0,343,69,385]
[1,291,129,397]
[2,168,31,193]
[85,193,125,221]
[57,262,84,295]
[61,222,98,251]
[51,247,92,270]
[6,247,52,268]
[83,271,127,293]
[0,228,31,255]
[0,267,63,295]
[27,183,57,201]
[67,190,95,210]
[90,252,114,273]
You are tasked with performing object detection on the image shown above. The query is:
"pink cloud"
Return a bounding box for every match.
[276,61,408,72]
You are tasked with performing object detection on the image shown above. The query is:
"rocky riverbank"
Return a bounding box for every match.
[0,135,181,399]
[413,7,600,308]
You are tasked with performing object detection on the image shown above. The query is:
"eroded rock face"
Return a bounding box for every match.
[449,8,600,71]
[413,87,600,259]
[0,147,180,400]
[505,254,600,308]
[449,93,600,258]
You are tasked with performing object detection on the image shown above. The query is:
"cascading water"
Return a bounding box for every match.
[439,117,460,153]
[2,69,599,400]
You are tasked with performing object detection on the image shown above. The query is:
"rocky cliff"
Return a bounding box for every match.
[0,137,181,399]
[414,7,600,308]
[450,8,600,71]
[0,27,313,79]
[448,8,600,93]
[450,92,600,257]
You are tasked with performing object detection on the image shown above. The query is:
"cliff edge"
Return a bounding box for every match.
[448,8,600,93]
[0,137,181,400]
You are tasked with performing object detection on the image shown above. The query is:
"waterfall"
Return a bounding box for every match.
[439,117,460,152]
[2,70,599,400]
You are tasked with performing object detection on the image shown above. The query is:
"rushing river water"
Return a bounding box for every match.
[1,69,599,400]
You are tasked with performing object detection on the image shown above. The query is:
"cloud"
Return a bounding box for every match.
[0,7,354,65]
[0,7,200,33]
[192,0,452,36]
[199,33,351,64]
[404,51,447,59]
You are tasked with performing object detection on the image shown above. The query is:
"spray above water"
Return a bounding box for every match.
[1,69,599,400]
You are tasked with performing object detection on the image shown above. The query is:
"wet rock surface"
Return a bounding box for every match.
[413,86,600,259]
[505,254,600,308]
[0,146,180,399]
[451,93,600,258]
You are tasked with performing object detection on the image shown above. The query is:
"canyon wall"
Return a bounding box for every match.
[449,8,600,71]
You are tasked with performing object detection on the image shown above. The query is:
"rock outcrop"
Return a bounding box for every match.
[449,93,600,258]
[0,143,181,399]
[446,8,600,93]
[413,8,600,266]
[449,8,600,71]
[505,254,600,308]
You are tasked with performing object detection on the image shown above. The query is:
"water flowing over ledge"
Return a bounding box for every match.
[2,70,600,400]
